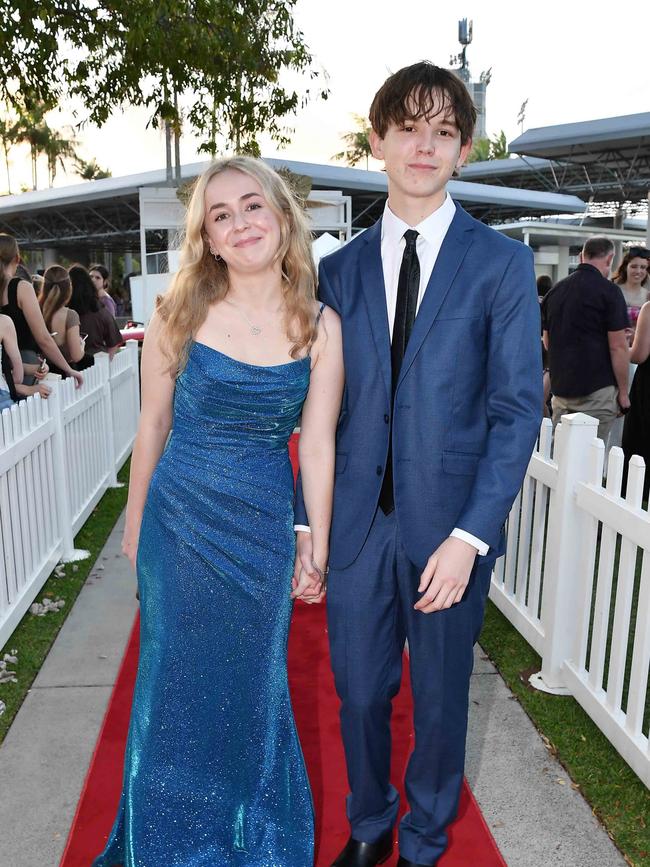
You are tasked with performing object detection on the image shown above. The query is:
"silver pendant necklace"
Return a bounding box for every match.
[224,298,262,336]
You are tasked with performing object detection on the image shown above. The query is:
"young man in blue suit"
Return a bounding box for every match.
[295,62,542,867]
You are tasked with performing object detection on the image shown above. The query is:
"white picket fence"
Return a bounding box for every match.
[0,341,140,649]
[491,412,650,787]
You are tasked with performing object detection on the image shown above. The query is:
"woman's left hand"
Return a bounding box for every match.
[291,560,327,604]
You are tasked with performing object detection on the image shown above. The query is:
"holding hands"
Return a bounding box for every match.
[291,531,327,604]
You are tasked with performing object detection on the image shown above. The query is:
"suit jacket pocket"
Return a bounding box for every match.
[442,451,480,475]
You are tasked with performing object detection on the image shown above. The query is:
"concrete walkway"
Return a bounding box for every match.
[0,512,627,867]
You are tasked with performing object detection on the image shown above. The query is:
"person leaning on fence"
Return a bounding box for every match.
[542,236,630,446]
[68,264,124,359]
[0,313,22,410]
[39,265,87,375]
[0,234,83,388]
[0,312,50,406]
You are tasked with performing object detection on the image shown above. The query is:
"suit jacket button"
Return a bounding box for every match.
[384,414,389,423]
[376,465,382,476]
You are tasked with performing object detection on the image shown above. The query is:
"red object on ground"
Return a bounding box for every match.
[60,607,505,867]
[61,433,505,866]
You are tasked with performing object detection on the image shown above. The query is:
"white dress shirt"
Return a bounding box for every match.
[297,195,489,557]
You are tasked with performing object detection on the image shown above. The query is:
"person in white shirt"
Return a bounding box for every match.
[294,62,542,867]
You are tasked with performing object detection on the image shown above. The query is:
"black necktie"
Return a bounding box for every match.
[379,229,420,515]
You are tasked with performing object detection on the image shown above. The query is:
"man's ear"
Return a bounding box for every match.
[369,129,383,161]
[456,137,473,170]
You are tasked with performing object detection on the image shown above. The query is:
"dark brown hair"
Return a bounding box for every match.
[582,237,614,261]
[536,275,553,297]
[369,61,477,144]
[89,262,110,287]
[69,264,100,315]
[613,247,650,286]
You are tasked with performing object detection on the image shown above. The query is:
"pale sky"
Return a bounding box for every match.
[4,0,650,192]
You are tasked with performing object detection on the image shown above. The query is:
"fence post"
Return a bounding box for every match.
[127,339,140,437]
[531,412,599,692]
[97,352,121,488]
[48,379,90,563]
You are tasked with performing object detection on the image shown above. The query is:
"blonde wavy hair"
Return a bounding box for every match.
[157,156,317,375]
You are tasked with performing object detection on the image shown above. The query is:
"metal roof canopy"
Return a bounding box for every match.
[0,157,586,253]
[509,113,650,162]
[460,155,650,216]
[494,219,646,248]
[507,113,650,206]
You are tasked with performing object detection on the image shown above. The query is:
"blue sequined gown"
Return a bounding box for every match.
[94,340,314,867]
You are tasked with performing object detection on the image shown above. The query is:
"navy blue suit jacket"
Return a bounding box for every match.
[296,202,542,571]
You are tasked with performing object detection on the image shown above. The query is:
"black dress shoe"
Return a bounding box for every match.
[397,858,435,866]
[331,831,393,866]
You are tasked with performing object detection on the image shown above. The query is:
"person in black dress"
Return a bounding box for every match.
[623,300,650,500]
[0,234,84,387]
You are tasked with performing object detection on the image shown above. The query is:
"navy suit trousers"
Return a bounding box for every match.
[326,507,492,865]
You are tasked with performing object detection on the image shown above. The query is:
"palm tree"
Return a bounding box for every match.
[332,115,372,170]
[468,130,509,164]
[74,157,111,181]
[0,114,17,194]
[13,99,52,190]
[468,138,491,163]
[490,131,509,160]
[44,129,78,186]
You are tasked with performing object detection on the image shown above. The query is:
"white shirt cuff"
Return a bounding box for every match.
[294,525,488,554]
[451,528,489,556]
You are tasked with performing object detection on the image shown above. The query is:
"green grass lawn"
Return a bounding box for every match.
[480,600,650,867]
[0,459,130,745]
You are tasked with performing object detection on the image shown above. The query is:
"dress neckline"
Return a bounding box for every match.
[192,340,310,370]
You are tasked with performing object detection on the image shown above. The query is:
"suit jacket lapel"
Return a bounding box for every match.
[397,204,475,389]
[358,221,392,401]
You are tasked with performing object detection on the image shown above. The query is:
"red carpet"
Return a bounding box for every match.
[60,607,504,867]
[61,436,505,866]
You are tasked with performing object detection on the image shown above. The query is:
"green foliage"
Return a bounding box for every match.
[74,156,111,180]
[43,127,77,185]
[468,129,509,163]
[0,107,18,193]
[10,97,54,189]
[1,96,80,188]
[332,115,372,169]
[0,1,327,172]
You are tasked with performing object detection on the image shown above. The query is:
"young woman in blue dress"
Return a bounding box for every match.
[94,156,343,867]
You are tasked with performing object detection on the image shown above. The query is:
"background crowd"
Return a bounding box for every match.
[1,230,649,502]
[0,233,124,410]
[540,239,650,496]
